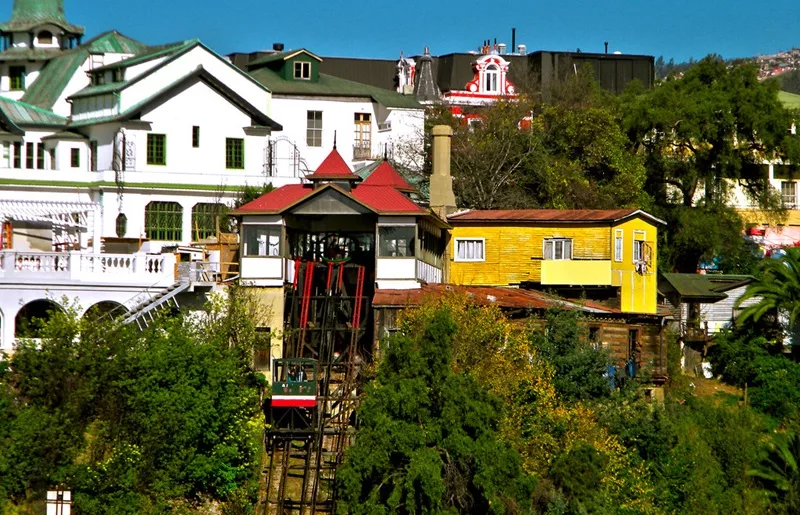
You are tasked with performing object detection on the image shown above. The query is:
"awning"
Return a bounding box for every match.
[0,200,98,229]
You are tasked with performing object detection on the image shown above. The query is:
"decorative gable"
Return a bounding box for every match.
[465,54,515,95]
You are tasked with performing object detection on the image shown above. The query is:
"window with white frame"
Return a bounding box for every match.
[614,229,623,262]
[243,225,281,257]
[379,226,416,257]
[455,238,485,262]
[307,111,322,147]
[294,61,311,80]
[543,238,572,260]
[782,181,797,207]
[633,231,646,263]
[484,64,499,93]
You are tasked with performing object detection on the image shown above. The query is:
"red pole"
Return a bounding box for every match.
[300,262,314,328]
[326,261,333,291]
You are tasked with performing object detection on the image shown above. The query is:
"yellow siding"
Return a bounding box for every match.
[450,215,659,315]
[611,218,658,314]
[250,287,285,381]
[450,224,611,286]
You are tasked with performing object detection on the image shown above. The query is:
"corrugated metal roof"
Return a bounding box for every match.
[0,96,66,126]
[68,81,128,100]
[659,273,755,300]
[83,30,148,54]
[360,160,415,192]
[248,67,422,109]
[373,284,623,314]
[448,209,664,224]
[0,47,63,61]
[248,49,322,67]
[306,148,359,180]
[232,184,313,213]
[21,48,87,109]
[351,185,425,213]
[0,0,84,34]
[91,39,197,72]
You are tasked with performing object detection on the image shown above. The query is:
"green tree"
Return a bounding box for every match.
[749,432,800,512]
[622,55,800,272]
[737,246,800,336]
[337,309,535,514]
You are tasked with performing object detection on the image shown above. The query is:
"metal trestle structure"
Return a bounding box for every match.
[262,260,371,514]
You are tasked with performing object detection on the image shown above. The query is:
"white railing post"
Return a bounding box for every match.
[133,252,147,276]
[69,251,81,281]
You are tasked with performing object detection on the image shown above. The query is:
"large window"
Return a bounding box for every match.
[226,138,244,169]
[543,238,572,260]
[243,225,281,257]
[294,61,311,80]
[614,229,623,262]
[191,203,222,241]
[379,226,416,257]
[455,238,485,262]
[307,111,322,147]
[144,201,183,241]
[353,113,371,160]
[9,66,25,91]
[146,133,166,165]
[782,181,797,207]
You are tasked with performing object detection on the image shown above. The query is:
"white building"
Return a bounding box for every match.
[0,0,290,351]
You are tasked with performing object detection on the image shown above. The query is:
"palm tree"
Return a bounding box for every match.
[736,247,800,343]
[748,432,800,511]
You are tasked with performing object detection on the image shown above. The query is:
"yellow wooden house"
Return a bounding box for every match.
[447,209,665,314]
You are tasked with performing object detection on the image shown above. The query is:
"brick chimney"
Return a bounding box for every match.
[429,125,456,218]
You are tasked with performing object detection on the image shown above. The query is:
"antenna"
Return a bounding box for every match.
[333,130,337,149]
[384,143,388,160]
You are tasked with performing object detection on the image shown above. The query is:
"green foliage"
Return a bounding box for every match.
[737,246,800,333]
[0,288,265,512]
[622,55,799,272]
[749,431,800,513]
[528,309,611,403]
[337,309,535,514]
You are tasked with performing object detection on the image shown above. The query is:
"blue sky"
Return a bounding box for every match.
[56,0,800,61]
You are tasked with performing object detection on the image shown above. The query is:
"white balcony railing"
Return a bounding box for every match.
[0,251,176,287]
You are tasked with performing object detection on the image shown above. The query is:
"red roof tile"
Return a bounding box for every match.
[361,160,415,192]
[305,148,360,180]
[373,284,624,314]
[350,185,425,214]
[448,209,640,223]
[231,184,313,213]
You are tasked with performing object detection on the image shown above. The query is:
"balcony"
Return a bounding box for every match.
[353,143,372,161]
[0,250,176,288]
[540,259,613,286]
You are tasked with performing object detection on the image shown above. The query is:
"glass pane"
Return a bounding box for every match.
[379,226,415,257]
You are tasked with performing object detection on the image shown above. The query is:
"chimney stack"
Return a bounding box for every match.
[430,125,456,217]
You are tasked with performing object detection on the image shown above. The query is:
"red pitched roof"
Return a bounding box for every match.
[361,160,415,192]
[305,148,360,181]
[373,284,624,314]
[351,185,425,214]
[231,184,313,213]
[448,209,663,224]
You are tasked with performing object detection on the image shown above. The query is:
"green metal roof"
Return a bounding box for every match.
[21,47,87,109]
[249,68,422,109]
[248,49,322,68]
[68,81,128,99]
[0,47,62,61]
[0,0,83,34]
[91,39,197,72]
[0,96,66,126]
[21,31,148,110]
[659,273,754,301]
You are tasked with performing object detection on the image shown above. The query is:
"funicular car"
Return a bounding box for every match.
[269,358,318,430]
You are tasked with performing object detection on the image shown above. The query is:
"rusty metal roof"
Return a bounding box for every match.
[448,209,666,225]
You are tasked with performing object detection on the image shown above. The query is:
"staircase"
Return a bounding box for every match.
[122,281,191,329]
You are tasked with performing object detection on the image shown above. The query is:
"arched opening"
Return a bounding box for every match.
[38,31,53,45]
[83,301,126,324]
[115,213,127,237]
[484,64,499,93]
[15,299,63,338]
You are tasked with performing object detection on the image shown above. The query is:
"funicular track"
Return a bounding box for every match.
[262,260,370,514]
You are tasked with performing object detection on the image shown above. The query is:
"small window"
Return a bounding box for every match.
[455,238,485,262]
[0,141,9,168]
[94,73,105,86]
[306,111,322,147]
[225,138,244,169]
[144,201,183,241]
[38,31,53,45]
[9,66,25,90]
[146,134,166,165]
[782,181,797,207]
[12,141,21,168]
[192,126,200,148]
[544,238,572,260]
[70,148,80,168]
[112,69,123,82]
[633,231,646,263]
[36,143,44,169]
[254,328,272,371]
[90,140,98,171]
[243,225,281,256]
[614,229,623,262]
[26,142,34,169]
[379,226,416,257]
[294,61,311,80]
[191,203,222,241]
[484,64,499,93]
[115,213,127,237]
